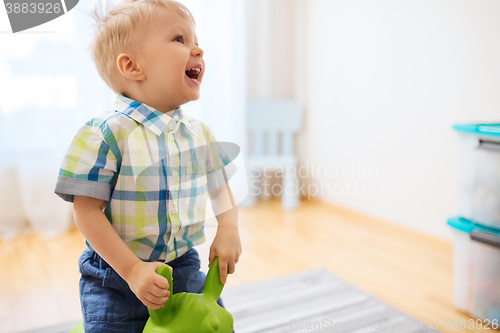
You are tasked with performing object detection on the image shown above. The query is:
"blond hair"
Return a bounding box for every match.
[89,0,196,93]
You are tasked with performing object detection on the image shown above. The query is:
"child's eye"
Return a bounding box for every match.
[174,36,183,43]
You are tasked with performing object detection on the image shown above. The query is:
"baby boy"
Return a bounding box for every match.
[54,0,241,331]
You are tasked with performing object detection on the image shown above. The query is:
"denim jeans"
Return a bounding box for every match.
[78,247,231,332]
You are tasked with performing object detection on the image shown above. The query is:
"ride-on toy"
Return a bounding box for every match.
[70,256,233,332]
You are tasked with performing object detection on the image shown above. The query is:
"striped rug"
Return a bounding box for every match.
[25,269,434,333]
[222,268,434,333]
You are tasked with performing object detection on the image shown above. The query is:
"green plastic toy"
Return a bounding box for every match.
[70,257,233,333]
[144,256,233,332]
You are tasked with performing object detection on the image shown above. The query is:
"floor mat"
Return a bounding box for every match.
[221,268,436,333]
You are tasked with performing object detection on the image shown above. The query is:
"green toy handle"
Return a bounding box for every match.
[148,264,174,325]
[149,256,226,324]
[156,264,174,297]
[202,257,225,300]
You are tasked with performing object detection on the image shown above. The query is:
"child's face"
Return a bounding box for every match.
[135,9,204,111]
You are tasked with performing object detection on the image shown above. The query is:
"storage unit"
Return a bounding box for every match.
[454,124,500,231]
[447,217,500,322]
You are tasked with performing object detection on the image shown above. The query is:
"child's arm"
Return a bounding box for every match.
[73,195,171,309]
[207,184,242,284]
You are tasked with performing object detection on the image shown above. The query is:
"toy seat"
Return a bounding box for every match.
[244,100,303,210]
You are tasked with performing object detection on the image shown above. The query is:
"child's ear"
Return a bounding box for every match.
[116,53,146,81]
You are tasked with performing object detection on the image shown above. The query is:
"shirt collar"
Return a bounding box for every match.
[113,94,197,137]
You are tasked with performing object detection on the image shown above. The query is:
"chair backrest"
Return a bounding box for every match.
[247,100,303,156]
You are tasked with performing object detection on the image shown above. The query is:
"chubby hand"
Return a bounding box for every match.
[125,261,172,309]
[208,225,242,284]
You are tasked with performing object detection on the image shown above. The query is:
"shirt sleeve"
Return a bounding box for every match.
[54,122,119,203]
[201,123,238,192]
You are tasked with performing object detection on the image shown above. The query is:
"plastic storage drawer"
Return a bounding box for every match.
[454,124,500,231]
[447,217,500,322]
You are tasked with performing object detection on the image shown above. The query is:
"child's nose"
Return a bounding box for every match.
[192,46,203,58]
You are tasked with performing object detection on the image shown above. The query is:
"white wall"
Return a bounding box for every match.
[303,0,500,240]
[246,0,297,100]
[247,0,500,240]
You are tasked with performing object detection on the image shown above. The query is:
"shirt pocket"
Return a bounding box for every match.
[179,162,208,223]
[180,162,206,195]
[181,160,208,178]
[184,162,202,175]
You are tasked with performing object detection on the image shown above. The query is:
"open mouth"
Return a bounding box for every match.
[185,67,201,83]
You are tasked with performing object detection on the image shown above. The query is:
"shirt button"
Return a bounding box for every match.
[172,170,179,177]
[169,123,175,130]
[171,206,177,214]
[169,243,174,251]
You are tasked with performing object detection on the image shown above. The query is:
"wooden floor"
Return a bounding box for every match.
[0,199,485,332]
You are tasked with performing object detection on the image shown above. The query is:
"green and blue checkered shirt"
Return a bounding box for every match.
[55,94,236,262]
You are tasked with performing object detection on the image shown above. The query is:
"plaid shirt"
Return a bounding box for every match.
[55,94,236,262]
